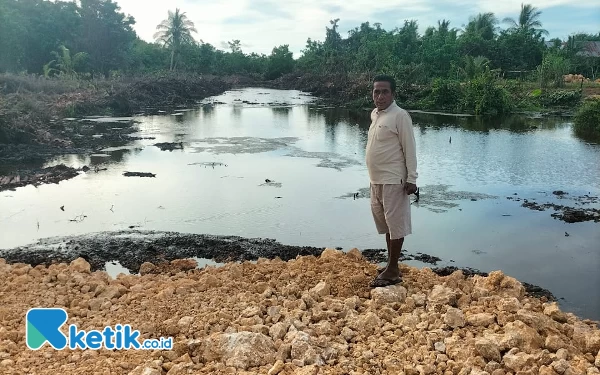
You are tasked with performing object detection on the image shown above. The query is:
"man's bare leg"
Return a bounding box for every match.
[378,233,391,273]
[378,235,403,280]
[386,233,391,259]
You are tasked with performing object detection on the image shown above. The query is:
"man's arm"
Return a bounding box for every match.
[398,111,418,185]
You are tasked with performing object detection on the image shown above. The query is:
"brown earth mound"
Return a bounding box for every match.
[1,249,599,375]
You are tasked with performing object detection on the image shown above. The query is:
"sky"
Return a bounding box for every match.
[113,0,600,57]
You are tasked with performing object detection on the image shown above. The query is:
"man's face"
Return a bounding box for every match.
[373,81,394,111]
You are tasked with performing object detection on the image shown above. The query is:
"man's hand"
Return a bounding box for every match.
[404,182,417,195]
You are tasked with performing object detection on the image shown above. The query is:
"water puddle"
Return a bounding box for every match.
[105,260,131,278]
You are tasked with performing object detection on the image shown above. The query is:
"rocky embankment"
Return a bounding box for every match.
[1,249,599,375]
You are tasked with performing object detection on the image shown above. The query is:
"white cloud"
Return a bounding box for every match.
[114,0,600,57]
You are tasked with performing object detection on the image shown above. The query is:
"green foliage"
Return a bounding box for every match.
[418,73,515,115]
[462,71,514,115]
[540,90,582,107]
[43,45,90,78]
[265,45,294,80]
[538,52,571,88]
[423,79,463,111]
[502,3,548,36]
[0,0,133,76]
[563,33,600,80]
[0,0,597,117]
[458,55,491,79]
[573,99,600,140]
[154,8,197,71]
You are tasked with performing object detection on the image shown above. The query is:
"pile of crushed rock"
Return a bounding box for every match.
[0,248,599,375]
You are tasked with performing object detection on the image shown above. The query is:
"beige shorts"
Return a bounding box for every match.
[370,183,412,240]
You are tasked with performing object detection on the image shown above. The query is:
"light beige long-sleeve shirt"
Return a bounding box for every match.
[365,101,418,185]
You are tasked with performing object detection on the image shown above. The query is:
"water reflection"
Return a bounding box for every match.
[42,148,138,170]
[410,112,567,134]
[201,105,214,119]
[271,106,291,118]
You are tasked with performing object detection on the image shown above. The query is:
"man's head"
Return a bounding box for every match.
[372,75,396,111]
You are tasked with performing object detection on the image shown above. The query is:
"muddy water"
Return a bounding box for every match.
[1,88,599,320]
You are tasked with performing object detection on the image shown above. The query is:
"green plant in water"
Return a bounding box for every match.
[573,99,600,140]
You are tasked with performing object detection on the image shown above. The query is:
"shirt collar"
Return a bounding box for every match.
[376,101,397,114]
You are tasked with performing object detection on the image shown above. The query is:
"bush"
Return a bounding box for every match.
[423,78,463,111]
[462,72,514,115]
[573,99,600,140]
[540,90,582,107]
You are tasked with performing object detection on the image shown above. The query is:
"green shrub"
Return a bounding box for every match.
[423,78,463,111]
[573,99,600,140]
[462,72,514,115]
[540,90,582,107]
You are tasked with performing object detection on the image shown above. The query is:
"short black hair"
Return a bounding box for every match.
[373,74,396,93]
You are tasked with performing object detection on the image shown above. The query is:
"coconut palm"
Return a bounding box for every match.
[464,13,499,40]
[154,8,197,70]
[503,3,548,36]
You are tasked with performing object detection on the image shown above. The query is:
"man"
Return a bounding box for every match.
[365,74,418,287]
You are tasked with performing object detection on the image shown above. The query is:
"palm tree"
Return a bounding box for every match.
[503,3,548,36]
[459,55,491,79]
[464,13,499,40]
[154,8,197,70]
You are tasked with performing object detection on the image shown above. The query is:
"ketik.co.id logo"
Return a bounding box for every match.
[26,308,172,350]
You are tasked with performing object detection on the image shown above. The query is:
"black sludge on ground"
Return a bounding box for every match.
[0,230,324,273]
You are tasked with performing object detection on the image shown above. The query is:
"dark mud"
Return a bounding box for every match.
[509,193,600,223]
[0,164,82,192]
[154,142,184,151]
[123,172,156,178]
[0,230,324,274]
[0,118,144,188]
[0,230,559,302]
[361,248,444,267]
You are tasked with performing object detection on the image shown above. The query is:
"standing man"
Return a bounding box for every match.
[366,75,418,287]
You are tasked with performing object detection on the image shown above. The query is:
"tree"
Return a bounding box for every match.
[422,20,459,77]
[228,40,242,54]
[463,13,499,41]
[154,8,197,71]
[265,45,294,79]
[0,0,81,74]
[458,13,499,60]
[78,0,136,76]
[502,3,548,36]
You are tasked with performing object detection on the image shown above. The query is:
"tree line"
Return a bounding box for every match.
[0,0,598,83]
